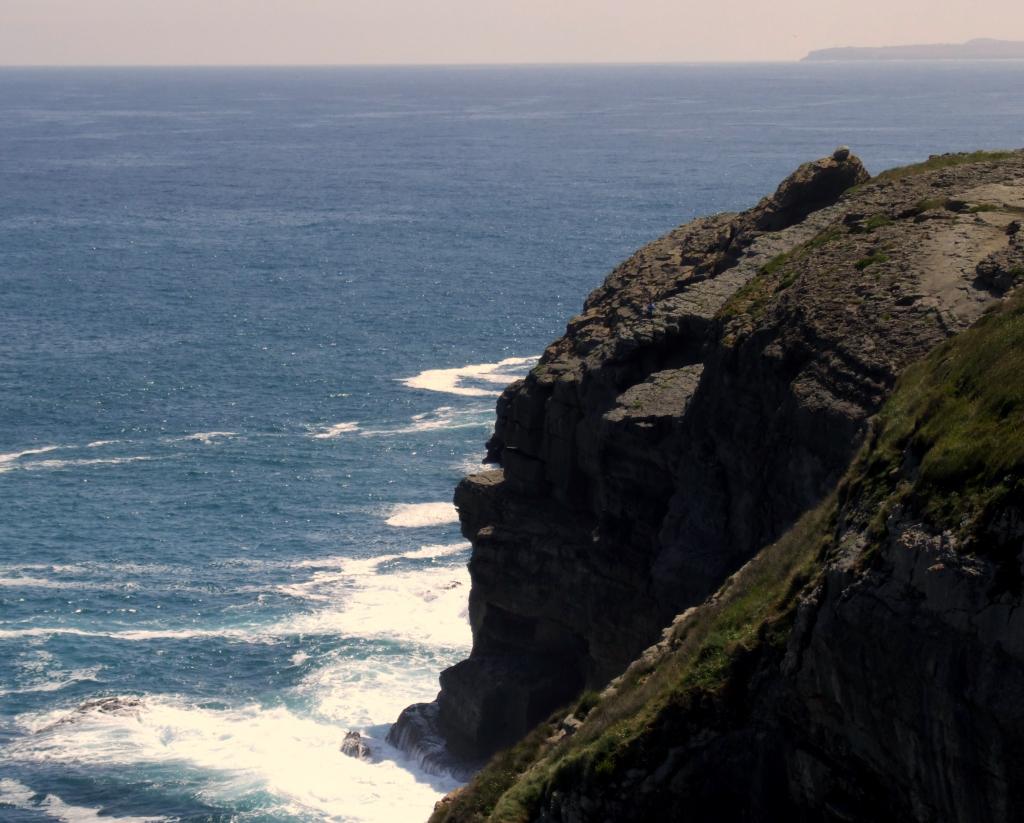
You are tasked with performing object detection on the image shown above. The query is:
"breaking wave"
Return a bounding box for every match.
[385,502,459,528]
[401,355,535,398]
[310,421,361,439]
[7,697,458,823]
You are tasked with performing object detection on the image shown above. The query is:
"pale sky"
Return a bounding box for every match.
[1,0,1022,65]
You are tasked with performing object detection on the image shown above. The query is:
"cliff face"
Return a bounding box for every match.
[389,149,1024,785]
[431,283,1024,823]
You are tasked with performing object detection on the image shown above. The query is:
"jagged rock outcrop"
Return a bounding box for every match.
[391,149,1024,772]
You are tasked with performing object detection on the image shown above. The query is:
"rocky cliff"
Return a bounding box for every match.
[390,148,1024,816]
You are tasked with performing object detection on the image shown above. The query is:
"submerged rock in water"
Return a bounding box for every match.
[43,695,145,731]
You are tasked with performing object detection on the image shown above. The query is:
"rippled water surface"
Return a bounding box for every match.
[1,63,1022,821]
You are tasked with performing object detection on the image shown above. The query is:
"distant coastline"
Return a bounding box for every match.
[803,37,1024,62]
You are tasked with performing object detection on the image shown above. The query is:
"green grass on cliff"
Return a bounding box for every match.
[718,226,847,322]
[843,288,1024,547]
[872,150,1017,184]
[432,498,835,823]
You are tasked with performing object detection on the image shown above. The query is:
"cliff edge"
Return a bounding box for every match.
[390,148,1024,818]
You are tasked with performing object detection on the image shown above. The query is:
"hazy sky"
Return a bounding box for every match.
[2,0,1023,65]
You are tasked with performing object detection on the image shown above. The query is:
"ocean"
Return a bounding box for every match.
[1,62,1022,822]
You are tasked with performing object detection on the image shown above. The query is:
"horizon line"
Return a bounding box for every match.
[0,59,804,69]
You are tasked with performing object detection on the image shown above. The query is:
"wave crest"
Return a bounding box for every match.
[401,355,535,397]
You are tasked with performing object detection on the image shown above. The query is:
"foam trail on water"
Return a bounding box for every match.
[0,666,103,698]
[179,431,236,444]
[0,778,166,822]
[401,355,536,397]
[0,445,61,472]
[359,405,491,437]
[310,421,361,439]
[22,456,158,472]
[385,502,459,528]
[0,626,248,641]
[402,541,470,560]
[0,575,68,588]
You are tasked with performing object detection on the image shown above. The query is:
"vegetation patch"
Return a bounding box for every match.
[717,272,776,321]
[431,718,562,823]
[440,495,835,823]
[860,213,894,232]
[718,227,846,321]
[842,288,1024,548]
[805,225,843,250]
[854,252,890,271]
[908,197,948,215]
[874,151,1017,184]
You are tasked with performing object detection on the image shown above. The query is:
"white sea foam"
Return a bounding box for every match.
[9,698,459,823]
[280,569,469,648]
[182,431,236,444]
[401,541,471,560]
[455,457,491,476]
[300,647,455,729]
[1,540,473,820]
[0,445,61,472]
[359,405,491,437]
[0,626,246,641]
[275,556,470,648]
[0,665,103,697]
[0,574,130,590]
[385,502,459,528]
[310,421,361,439]
[0,778,165,822]
[86,439,119,448]
[0,575,65,588]
[0,542,471,647]
[401,355,536,398]
[22,456,157,471]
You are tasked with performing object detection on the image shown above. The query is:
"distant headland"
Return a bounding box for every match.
[803,37,1024,62]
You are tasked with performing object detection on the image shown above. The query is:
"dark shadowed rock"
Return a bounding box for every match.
[340,730,373,761]
[434,280,1024,823]
[42,695,145,732]
[748,150,869,231]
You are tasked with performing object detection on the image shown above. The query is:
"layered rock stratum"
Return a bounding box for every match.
[390,148,1024,820]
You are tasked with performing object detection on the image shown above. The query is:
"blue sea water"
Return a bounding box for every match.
[0,62,1022,822]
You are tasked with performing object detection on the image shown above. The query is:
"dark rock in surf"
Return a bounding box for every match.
[340,730,373,761]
